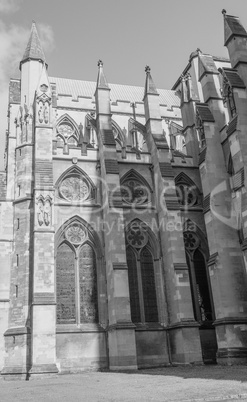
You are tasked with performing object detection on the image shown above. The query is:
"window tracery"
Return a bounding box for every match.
[57,167,96,203]
[175,173,199,207]
[121,170,151,206]
[56,115,80,150]
[56,220,98,324]
[126,220,158,324]
[183,224,213,323]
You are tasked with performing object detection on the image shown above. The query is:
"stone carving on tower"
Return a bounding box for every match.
[36,65,52,125]
[36,194,52,227]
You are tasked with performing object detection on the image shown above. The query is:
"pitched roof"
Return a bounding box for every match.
[20,21,46,67]
[49,76,180,108]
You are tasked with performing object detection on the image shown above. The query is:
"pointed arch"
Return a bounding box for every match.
[128,117,147,152]
[125,218,160,323]
[121,169,152,206]
[55,215,103,259]
[56,113,80,144]
[111,119,126,147]
[121,169,152,191]
[183,219,214,325]
[175,172,198,188]
[56,242,76,323]
[183,219,209,260]
[55,215,102,325]
[125,218,160,260]
[175,172,201,207]
[55,165,96,203]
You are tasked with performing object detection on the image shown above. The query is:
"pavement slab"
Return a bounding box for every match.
[0,365,247,401]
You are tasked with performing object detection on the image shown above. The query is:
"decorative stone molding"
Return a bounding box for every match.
[59,176,91,202]
[36,84,51,125]
[65,224,87,245]
[183,231,200,250]
[36,194,52,227]
[126,222,148,249]
[112,262,128,270]
[121,169,152,206]
[121,179,149,205]
[174,263,188,270]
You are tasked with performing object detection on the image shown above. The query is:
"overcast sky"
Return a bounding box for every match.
[1,0,247,169]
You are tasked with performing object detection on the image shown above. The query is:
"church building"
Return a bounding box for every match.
[1,10,247,379]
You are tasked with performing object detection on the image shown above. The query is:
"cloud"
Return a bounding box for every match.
[0,0,22,13]
[0,20,55,169]
[38,23,55,54]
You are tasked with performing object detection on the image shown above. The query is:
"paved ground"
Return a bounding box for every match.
[1,365,247,401]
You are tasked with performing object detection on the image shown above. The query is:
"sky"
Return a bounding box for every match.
[0,0,247,169]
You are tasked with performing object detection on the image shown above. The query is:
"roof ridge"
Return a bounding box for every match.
[49,75,177,93]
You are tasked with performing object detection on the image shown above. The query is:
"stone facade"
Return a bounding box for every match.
[1,11,247,379]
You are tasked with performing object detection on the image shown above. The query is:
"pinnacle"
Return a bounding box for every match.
[96,59,109,89]
[144,66,158,97]
[20,21,46,68]
[223,12,247,46]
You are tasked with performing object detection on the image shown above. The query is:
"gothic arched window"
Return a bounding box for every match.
[121,170,152,206]
[126,221,158,323]
[56,221,98,325]
[56,166,96,203]
[175,173,200,208]
[56,114,80,153]
[184,230,213,323]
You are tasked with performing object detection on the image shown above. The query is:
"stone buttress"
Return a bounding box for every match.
[2,22,58,379]
[196,50,247,364]
[222,11,247,264]
[142,67,202,363]
[94,61,138,370]
[29,63,58,377]
[2,22,43,379]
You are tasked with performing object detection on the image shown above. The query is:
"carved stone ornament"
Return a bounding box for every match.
[59,175,91,202]
[65,224,87,245]
[183,231,200,250]
[58,123,74,139]
[127,222,148,248]
[40,84,48,93]
[36,195,52,227]
[121,179,149,205]
[176,183,197,207]
[37,99,50,124]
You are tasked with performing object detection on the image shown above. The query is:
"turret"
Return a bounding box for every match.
[20,21,46,107]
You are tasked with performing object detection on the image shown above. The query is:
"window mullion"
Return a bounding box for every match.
[188,253,201,321]
[75,253,80,325]
[136,258,145,323]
